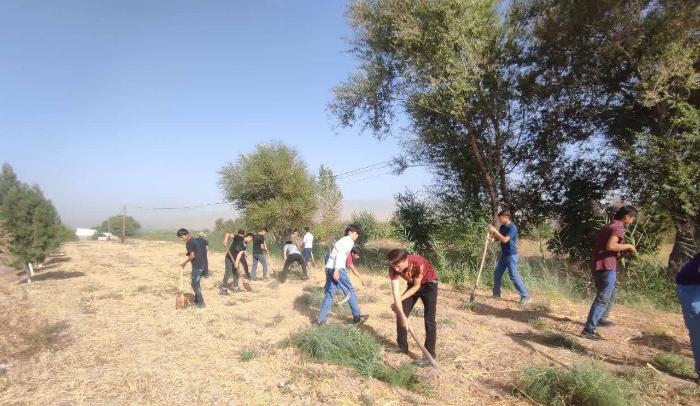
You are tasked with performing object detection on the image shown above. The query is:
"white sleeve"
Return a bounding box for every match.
[333,237,354,271]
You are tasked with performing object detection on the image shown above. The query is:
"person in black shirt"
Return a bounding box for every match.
[195,233,210,278]
[251,227,269,281]
[177,228,206,308]
[221,232,254,294]
[228,229,250,278]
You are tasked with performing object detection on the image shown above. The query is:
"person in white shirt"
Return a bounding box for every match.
[315,225,369,326]
[279,240,309,282]
[302,227,315,270]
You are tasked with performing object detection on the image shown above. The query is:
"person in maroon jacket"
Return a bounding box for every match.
[581,206,638,340]
[386,249,439,367]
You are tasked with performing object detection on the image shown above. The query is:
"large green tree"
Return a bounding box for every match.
[511,0,700,270]
[330,0,534,218]
[0,164,68,266]
[94,215,141,238]
[219,143,317,235]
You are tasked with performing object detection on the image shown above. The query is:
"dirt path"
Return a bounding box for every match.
[0,240,696,405]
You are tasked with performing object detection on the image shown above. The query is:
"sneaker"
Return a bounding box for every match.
[597,319,614,327]
[336,294,350,306]
[232,287,242,293]
[353,314,369,325]
[491,294,501,299]
[580,329,604,341]
[218,288,229,296]
[313,320,326,327]
[263,277,269,281]
[196,303,206,309]
[518,296,532,306]
[385,346,408,354]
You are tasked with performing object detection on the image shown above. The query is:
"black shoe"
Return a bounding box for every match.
[353,314,369,325]
[580,329,604,341]
[314,320,326,327]
[597,319,614,327]
[219,288,229,295]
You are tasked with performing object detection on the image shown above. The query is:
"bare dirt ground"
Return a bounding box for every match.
[0,240,697,405]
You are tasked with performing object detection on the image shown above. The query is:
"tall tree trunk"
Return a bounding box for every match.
[668,213,700,274]
[465,121,499,218]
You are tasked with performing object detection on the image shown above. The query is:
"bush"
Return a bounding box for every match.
[517,363,637,406]
[654,352,696,380]
[292,324,417,388]
[239,349,256,362]
[350,210,381,247]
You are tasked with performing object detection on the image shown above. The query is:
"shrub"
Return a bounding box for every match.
[517,363,637,406]
[654,352,696,380]
[239,350,256,362]
[292,324,417,388]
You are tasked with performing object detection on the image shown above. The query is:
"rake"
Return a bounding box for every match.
[225,246,252,291]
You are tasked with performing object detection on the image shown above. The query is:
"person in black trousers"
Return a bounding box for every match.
[386,249,439,367]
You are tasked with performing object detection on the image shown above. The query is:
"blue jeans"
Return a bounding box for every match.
[584,271,616,332]
[316,268,361,323]
[677,284,700,377]
[303,248,313,262]
[493,254,529,298]
[251,253,268,280]
[191,268,204,305]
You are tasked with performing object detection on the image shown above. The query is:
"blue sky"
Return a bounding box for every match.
[0,0,432,229]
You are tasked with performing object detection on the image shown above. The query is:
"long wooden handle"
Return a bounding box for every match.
[179,265,184,293]
[470,231,491,301]
[407,325,439,368]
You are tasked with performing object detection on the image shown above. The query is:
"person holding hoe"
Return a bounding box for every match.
[315,224,369,326]
[278,239,309,282]
[386,248,439,367]
[177,228,207,308]
[220,232,254,294]
[251,227,269,281]
[337,247,366,305]
[581,205,638,340]
[488,209,531,306]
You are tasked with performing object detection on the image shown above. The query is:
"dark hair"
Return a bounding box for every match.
[614,205,638,220]
[176,228,189,237]
[244,232,255,238]
[260,227,268,232]
[285,240,293,245]
[304,227,309,232]
[344,224,360,235]
[237,229,245,235]
[387,248,409,264]
[292,228,298,233]
[498,209,511,218]
[351,247,361,255]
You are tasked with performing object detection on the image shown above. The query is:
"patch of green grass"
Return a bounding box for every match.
[305,288,325,307]
[292,324,418,389]
[540,333,586,353]
[461,299,476,311]
[527,300,552,313]
[528,317,547,330]
[239,349,256,362]
[517,363,638,406]
[410,306,424,318]
[654,352,696,380]
[618,366,661,396]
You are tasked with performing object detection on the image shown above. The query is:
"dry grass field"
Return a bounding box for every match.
[0,239,697,405]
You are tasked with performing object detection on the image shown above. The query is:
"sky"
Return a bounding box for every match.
[0,0,433,230]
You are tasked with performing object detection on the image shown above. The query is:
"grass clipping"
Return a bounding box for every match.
[517,363,638,406]
[293,324,418,388]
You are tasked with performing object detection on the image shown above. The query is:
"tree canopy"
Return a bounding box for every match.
[219,143,317,235]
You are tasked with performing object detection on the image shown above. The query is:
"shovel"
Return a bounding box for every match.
[176,266,188,309]
[266,251,277,277]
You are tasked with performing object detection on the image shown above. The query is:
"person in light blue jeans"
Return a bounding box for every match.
[488,209,530,305]
[676,253,700,381]
[317,268,362,322]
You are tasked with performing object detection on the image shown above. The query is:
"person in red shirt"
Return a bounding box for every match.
[386,249,438,366]
[581,205,638,340]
